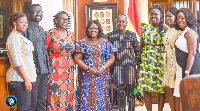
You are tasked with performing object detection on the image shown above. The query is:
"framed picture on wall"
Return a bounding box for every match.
[93,0,110,3]
[0,9,6,44]
[85,3,118,34]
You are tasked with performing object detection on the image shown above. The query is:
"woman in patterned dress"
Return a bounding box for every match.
[162,7,182,111]
[74,20,117,111]
[137,5,169,111]
[46,11,75,111]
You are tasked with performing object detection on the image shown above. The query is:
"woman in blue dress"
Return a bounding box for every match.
[74,20,117,111]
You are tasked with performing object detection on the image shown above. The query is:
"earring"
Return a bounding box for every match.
[14,25,16,30]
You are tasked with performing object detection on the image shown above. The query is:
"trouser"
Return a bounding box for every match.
[8,82,32,111]
[116,84,135,111]
[31,73,49,111]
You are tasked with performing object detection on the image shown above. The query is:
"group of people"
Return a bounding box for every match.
[5,3,200,111]
[7,4,75,111]
[137,5,200,111]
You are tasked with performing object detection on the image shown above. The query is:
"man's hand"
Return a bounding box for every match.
[47,74,52,84]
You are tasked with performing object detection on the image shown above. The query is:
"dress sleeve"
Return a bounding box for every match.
[141,22,148,38]
[66,30,75,51]
[45,30,52,50]
[71,32,75,51]
[105,40,117,59]
[131,32,141,73]
[6,35,23,67]
[75,41,85,53]
[141,22,147,31]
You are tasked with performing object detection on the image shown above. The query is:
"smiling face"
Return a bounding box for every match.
[177,12,187,30]
[165,11,175,28]
[88,23,99,38]
[149,9,162,24]
[13,16,28,34]
[116,15,127,33]
[30,6,43,22]
[55,14,68,29]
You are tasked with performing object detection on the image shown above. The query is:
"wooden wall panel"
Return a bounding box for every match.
[148,0,196,15]
[110,0,124,14]
[0,0,13,48]
[0,60,7,111]
[148,0,197,25]
[77,0,124,40]
[77,0,92,40]
[0,57,12,111]
[0,0,32,48]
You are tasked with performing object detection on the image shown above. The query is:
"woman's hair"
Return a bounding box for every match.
[174,8,198,30]
[8,12,27,26]
[166,7,177,16]
[149,5,164,33]
[86,20,104,38]
[53,11,68,27]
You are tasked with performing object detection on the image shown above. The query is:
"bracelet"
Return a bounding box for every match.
[185,70,189,74]
[87,67,90,73]
[102,66,106,70]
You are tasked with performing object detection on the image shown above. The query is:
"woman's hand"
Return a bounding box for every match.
[25,80,32,92]
[185,73,189,77]
[96,67,105,75]
[16,65,33,92]
[89,68,97,74]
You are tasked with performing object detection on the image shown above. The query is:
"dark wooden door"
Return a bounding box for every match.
[148,0,171,24]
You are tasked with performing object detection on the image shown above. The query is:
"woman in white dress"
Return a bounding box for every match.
[174,8,200,110]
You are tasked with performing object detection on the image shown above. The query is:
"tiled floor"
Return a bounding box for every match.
[112,103,171,111]
[135,103,171,111]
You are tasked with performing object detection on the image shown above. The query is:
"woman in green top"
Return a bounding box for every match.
[138,5,169,111]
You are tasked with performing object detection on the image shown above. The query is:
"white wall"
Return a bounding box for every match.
[32,0,63,31]
[138,0,149,24]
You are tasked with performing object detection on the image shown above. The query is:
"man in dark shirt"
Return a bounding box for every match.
[107,14,141,111]
[23,4,51,111]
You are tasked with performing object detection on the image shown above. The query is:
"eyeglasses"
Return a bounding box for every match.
[30,11,43,15]
[59,18,68,22]
[88,28,98,31]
